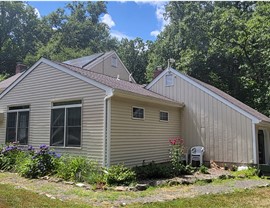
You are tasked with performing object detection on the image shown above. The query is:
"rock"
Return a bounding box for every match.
[45,194,52,198]
[75,183,86,188]
[40,176,49,180]
[135,184,149,191]
[181,179,192,185]
[120,202,127,206]
[128,186,137,191]
[168,180,181,186]
[115,186,127,191]
[85,186,91,190]
[64,181,74,185]
[149,180,167,187]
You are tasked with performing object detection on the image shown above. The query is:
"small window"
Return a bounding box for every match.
[132,107,144,119]
[165,74,174,86]
[111,56,118,67]
[6,105,30,145]
[160,111,169,121]
[51,100,82,147]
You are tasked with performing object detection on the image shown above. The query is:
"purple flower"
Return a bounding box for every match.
[55,153,61,158]
[28,145,34,151]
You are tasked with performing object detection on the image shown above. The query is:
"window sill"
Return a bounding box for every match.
[50,146,82,150]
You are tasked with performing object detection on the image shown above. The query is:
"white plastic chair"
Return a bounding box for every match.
[190,146,205,166]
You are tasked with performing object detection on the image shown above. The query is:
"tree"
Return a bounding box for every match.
[117,38,151,84]
[147,2,270,115]
[0,1,42,75]
[25,1,118,65]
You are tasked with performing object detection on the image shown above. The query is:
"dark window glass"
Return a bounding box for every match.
[50,104,81,147]
[66,108,81,147]
[17,111,29,145]
[53,100,81,107]
[133,107,144,119]
[9,105,30,110]
[51,109,65,146]
[160,111,169,121]
[6,111,29,144]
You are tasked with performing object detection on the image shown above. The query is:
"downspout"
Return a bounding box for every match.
[103,90,114,167]
[252,121,257,165]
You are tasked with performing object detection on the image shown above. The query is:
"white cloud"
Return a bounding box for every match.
[101,14,115,28]
[34,8,41,18]
[150,30,160,37]
[111,30,133,40]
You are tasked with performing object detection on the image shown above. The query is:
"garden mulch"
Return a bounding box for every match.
[0,169,269,208]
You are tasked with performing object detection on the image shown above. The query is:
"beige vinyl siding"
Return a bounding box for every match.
[149,71,254,164]
[84,53,130,81]
[0,63,106,163]
[110,96,182,167]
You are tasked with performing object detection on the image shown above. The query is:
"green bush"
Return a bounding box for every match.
[133,161,172,180]
[232,167,258,178]
[105,164,136,186]
[56,155,100,182]
[0,143,23,171]
[199,165,209,174]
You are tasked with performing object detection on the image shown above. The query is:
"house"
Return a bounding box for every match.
[147,67,270,166]
[0,51,183,167]
[0,51,269,167]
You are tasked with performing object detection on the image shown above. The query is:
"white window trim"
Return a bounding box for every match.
[165,74,174,87]
[132,106,145,120]
[50,101,82,148]
[6,105,30,144]
[160,110,169,122]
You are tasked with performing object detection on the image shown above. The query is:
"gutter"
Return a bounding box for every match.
[103,89,114,167]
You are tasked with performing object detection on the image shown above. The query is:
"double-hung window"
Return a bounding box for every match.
[6,105,30,145]
[50,100,82,147]
[160,111,169,121]
[132,107,144,119]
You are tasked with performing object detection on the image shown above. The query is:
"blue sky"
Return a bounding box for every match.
[28,1,169,41]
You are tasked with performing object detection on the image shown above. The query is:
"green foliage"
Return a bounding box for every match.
[16,145,60,178]
[232,167,258,179]
[169,137,186,175]
[199,165,209,174]
[56,155,101,183]
[231,165,238,172]
[0,143,22,171]
[133,161,172,180]
[105,164,136,186]
[147,2,270,116]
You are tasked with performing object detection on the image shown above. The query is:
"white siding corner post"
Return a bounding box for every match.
[252,122,257,164]
[103,90,113,167]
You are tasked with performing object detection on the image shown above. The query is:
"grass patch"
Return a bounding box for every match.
[0,183,91,208]
[128,187,270,208]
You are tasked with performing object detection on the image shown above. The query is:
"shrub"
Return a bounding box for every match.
[133,161,172,180]
[231,165,238,171]
[105,164,136,186]
[56,155,99,182]
[17,144,60,178]
[169,137,186,175]
[199,165,209,174]
[0,143,23,171]
[232,167,258,178]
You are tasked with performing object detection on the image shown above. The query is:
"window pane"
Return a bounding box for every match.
[51,127,64,146]
[6,128,16,143]
[52,109,65,126]
[67,107,81,126]
[17,128,28,145]
[133,108,144,119]
[18,111,29,128]
[160,112,169,121]
[53,100,81,106]
[51,109,65,146]
[165,74,173,86]
[7,112,17,128]
[9,105,29,110]
[66,127,81,147]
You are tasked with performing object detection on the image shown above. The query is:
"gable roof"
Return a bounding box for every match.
[58,62,181,105]
[63,52,104,68]
[0,58,182,107]
[0,72,24,92]
[147,67,270,123]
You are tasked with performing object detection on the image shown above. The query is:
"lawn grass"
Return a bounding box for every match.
[128,187,270,208]
[0,183,92,208]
